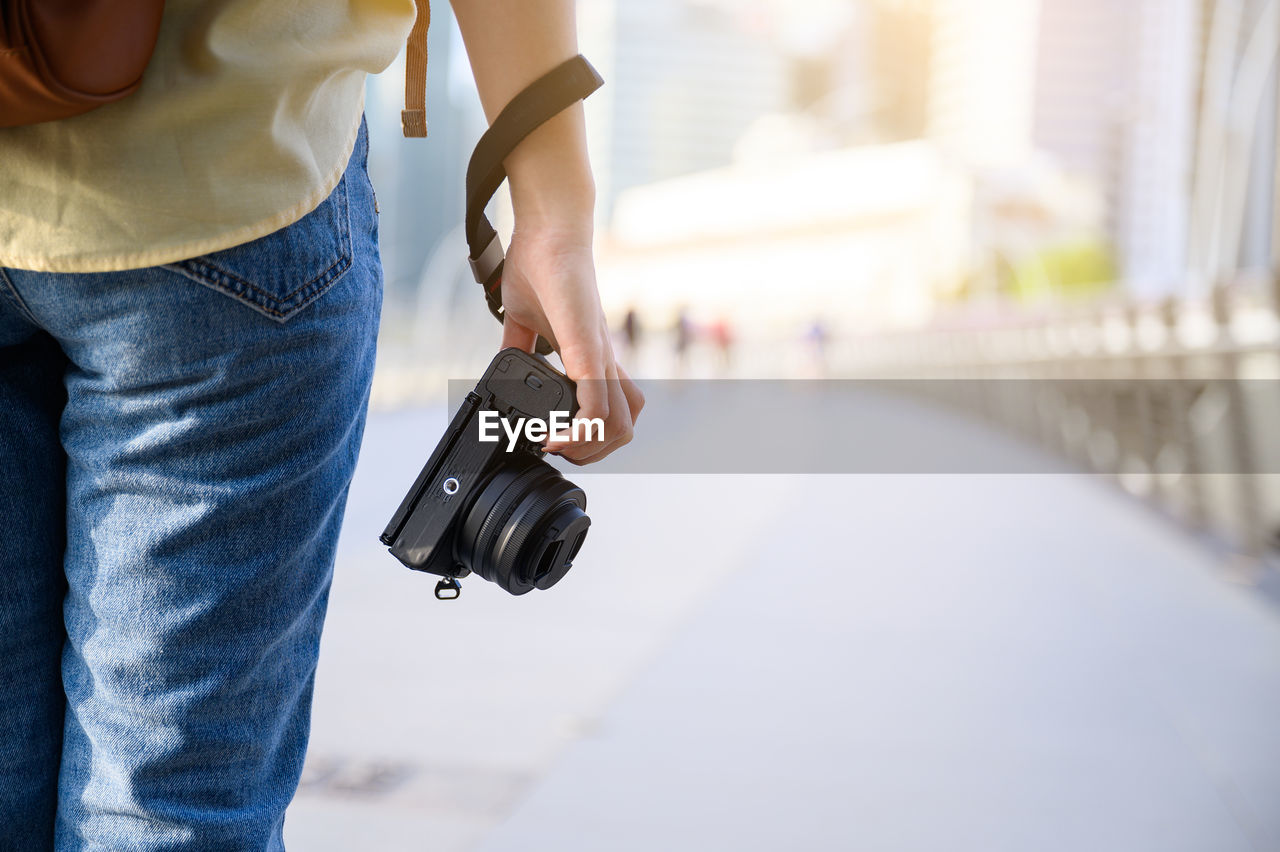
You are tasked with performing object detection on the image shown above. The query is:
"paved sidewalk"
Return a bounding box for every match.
[285,408,806,850]
[286,403,1280,852]
[480,474,1280,852]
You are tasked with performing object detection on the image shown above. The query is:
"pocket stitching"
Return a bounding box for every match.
[0,267,44,328]
[168,177,354,321]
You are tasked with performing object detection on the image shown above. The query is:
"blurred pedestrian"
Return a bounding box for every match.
[672,306,693,376]
[803,318,830,377]
[710,316,735,375]
[622,306,643,361]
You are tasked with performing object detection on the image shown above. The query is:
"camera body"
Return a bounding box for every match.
[381,348,591,596]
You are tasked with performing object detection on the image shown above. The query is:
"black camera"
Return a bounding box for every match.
[380,348,592,598]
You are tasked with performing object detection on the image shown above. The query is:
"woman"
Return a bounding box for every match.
[0,0,641,847]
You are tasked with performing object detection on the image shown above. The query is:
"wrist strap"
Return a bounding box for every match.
[463,55,604,345]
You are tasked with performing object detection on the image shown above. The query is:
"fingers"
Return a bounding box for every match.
[501,315,539,353]
[617,362,645,425]
[558,336,612,425]
[505,298,631,463]
[544,369,614,461]
[545,360,644,464]
[494,232,642,465]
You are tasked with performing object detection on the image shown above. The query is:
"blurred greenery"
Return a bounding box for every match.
[1007,241,1117,301]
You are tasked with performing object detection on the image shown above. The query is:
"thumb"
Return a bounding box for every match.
[501,315,539,353]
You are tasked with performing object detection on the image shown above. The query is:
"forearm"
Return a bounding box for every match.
[447,1,642,457]
[448,0,595,229]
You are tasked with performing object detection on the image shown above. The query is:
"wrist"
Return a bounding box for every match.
[510,178,595,234]
[505,108,596,230]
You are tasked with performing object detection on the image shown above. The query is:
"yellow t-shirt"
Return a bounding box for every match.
[0,0,416,272]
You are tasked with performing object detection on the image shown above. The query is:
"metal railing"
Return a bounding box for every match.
[842,273,1280,571]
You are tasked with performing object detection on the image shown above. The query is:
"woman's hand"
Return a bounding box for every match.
[499,221,644,464]
[448,0,640,462]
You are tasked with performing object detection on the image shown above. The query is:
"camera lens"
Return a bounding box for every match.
[457,455,590,595]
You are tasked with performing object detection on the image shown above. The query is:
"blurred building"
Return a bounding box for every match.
[599,140,972,333]
[924,0,1114,302]
[1188,0,1279,286]
[1031,0,1199,298]
[927,0,1040,169]
[780,0,931,147]
[363,0,1277,344]
[361,0,794,348]
[927,0,1277,299]
[583,0,791,220]
[865,0,933,142]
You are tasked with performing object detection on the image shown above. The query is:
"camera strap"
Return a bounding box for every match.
[462,55,605,347]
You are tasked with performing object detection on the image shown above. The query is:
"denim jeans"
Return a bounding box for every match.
[0,119,382,850]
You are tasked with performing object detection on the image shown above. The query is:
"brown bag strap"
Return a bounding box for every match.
[401,0,430,137]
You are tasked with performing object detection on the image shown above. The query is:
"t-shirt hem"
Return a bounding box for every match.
[0,105,366,274]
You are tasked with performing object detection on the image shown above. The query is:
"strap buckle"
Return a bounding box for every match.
[434,576,461,600]
[469,233,505,286]
[485,285,505,322]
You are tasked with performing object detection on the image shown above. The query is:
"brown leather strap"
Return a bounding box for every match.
[401,0,430,137]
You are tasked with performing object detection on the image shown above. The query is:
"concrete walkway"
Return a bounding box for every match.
[285,402,1280,852]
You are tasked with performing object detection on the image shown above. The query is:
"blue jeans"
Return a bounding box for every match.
[0,120,382,850]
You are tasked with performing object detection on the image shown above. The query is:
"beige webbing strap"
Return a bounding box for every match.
[402,0,430,137]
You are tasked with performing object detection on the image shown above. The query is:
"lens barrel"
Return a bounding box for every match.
[457,455,590,595]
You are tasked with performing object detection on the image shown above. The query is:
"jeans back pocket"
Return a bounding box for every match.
[166,174,353,323]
